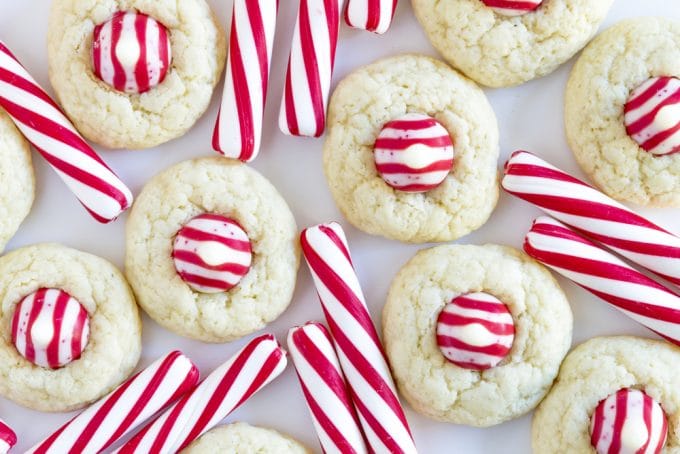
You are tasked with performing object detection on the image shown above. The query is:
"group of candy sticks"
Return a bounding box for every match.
[289,222,417,454]
[503,151,680,345]
[213,0,399,162]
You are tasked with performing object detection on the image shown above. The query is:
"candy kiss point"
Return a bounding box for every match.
[196,241,232,267]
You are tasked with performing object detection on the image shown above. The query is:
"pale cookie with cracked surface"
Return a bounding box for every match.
[0,108,34,253]
[126,157,299,343]
[47,0,226,149]
[324,55,499,243]
[533,336,680,453]
[411,0,614,87]
[181,423,311,454]
[566,18,680,207]
[383,244,573,426]
[0,243,141,412]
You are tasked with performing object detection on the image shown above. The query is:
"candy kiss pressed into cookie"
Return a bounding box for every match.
[374,113,454,193]
[590,388,668,454]
[480,0,543,16]
[436,292,515,370]
[93,11,171,94]
[11,288,90,369]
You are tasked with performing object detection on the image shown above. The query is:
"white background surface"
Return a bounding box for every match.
[1,0,679,452]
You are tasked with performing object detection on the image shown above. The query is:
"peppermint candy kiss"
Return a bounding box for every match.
[93,11,172,94]
[590,389,668,454]
[374,113,454,193]
[481,0,543,16]
[0,419,16,454]
[436,292,515,370]
[624,76,680,156]
[11,288,90,369]
[173,214,253,294]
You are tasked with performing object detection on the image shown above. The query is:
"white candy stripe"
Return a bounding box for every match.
[28,351,199,454]
[301,222,417,454]
[344,0,397,34]
[213,0,278,162]
[0,41,132,223]
[288,323,368,454]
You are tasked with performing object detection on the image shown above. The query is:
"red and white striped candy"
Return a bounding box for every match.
[590,388,667,454]
[301,222,417,454]
[27,351,199,454]
[172,214,253,294]
[344,0,397,34]
[374,113,454,193]
[116,334,287,454]
[288,322,368,454]
[0,41,133,223]
[624,76,680,156]
[436,292,515,370]
[480,0,543,16]
[93,11,172,94]
[0,419,16,454]
[212,0,278,162]
[279,0,342,138]
[11,288,90,369]
[502,151,680,288]
[524,216,680,346]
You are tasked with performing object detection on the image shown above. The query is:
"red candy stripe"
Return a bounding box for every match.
[11,288,90,369]
[344,0,398,34]
[481,0,542,15]
[0,419,16,454]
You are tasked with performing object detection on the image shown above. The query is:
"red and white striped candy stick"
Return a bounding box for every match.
[301,223,417,454]
[212,0,278,162]
[0,41,132,223]
[116,334,287,454]
[524,216,680,345]
[279,0,342,138]
[28,351,198,454]
[503,151,680,287]
[288,322,368,454]
[0,419,16,454]
[344,0,397,34]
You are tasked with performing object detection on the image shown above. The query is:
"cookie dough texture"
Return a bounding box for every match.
[181,423,311,454]
[0,109,34,253]
[126,158,300,343]
[324,55,499,243]
[533,336,680,453]
[0,243,141,412]
[47,0,226,149]
[411,0,614,87]
[383,244,573,426]
[565,18,680,207]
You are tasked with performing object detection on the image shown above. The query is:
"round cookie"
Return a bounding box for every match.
[0,108,34,253]
[411,0,614,88]
[565,18,680,207]
[383,244,573,426]
[181,423,311,454]
[125,157,300,343]
[0,243,141,412]
[323,55,499,243]
[47,0,227,149]
[532,336,680,453]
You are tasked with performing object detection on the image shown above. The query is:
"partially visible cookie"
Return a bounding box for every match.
[566,18,680,207]
[0,108,34,253]
[383,244,573,426]
[411,0,614,87]
[0,243,141,412]
[323,55,499,243]
[181,423,310,454]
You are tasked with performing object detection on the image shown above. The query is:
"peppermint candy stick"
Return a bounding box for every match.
[0,41,132,223]
[28,351,199,454]
[344,0,397,34]
[301,223,417,454]
[213,0,278,162]
[288,322,368,454]
[503,151,680,287]
[524,216,680,345]
[279,0,342,138]
[116,334,287,453]
[0,419,16,454]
